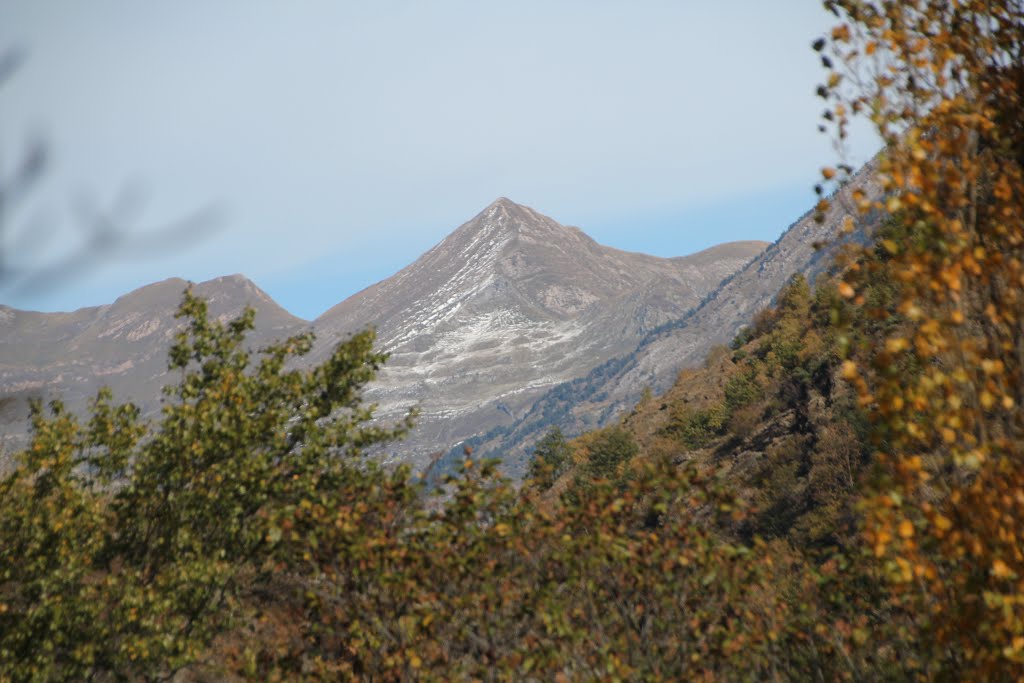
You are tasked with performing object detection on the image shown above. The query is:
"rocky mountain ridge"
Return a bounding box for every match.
[0,199,765,468]
[0,275,308,453]
[435,162,884,478]
[311,198,765,468]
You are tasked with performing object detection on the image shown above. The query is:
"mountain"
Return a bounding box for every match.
[0,275,308,453]
[311,198,766,468]
[445,163,884,478]
[0,200,764,468]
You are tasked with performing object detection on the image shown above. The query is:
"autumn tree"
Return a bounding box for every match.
[818,1,1024,676]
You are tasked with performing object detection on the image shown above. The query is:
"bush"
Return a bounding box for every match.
[661,403,729,449]
[584,426,640,479]
[526,426,572,490]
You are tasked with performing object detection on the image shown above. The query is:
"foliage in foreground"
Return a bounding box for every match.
[0,291,417,680]
[819,0,1024,677]
[0,291,849,681]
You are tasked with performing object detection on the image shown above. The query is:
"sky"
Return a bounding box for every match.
[0,1,878,320]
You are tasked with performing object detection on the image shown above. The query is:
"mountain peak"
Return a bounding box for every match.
[486,196,519,209]
[475,196,551,221]
[197,273,258,291]
[205,272,250,284]
[463,197,565,242]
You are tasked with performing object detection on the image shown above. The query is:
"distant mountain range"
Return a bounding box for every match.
[0,176,878,471]
[0,275,307,455]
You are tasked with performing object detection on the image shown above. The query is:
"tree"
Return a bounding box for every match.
[818,1,1024,676]
[584,426,639,480]
[0,289,413,680]
[526,427,571,490]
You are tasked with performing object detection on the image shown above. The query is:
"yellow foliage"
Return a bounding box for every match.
[821,0,1024,675]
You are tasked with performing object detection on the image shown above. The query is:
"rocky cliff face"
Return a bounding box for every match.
[313,198,765,468]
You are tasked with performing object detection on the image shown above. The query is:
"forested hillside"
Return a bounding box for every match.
[434,157,882,483]
[2,1,1023,680]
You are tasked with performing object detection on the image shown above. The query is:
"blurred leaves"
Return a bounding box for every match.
[0,47,221,302]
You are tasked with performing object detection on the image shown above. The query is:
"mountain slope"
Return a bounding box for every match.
[313,198,765,468]
[0,200,764,470]
[0,275,308,452]
[450,163,883,477]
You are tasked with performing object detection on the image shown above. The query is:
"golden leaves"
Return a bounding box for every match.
[885,337,910,353]
[840,360,859,380]
[994,175,1013,201]
[992,559,1014,579]
[873,527,892,558]
[980,359,1003,375]
[899,519,915,539]
[831,24,851,42]
[819,0,1024,675]
[979,390,997,409]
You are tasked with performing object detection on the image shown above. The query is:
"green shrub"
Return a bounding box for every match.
[662,403,729,449]
[585,426,639,479]
[526,426,572,490]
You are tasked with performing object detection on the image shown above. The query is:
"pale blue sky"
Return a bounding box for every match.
[0,1,876,319]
